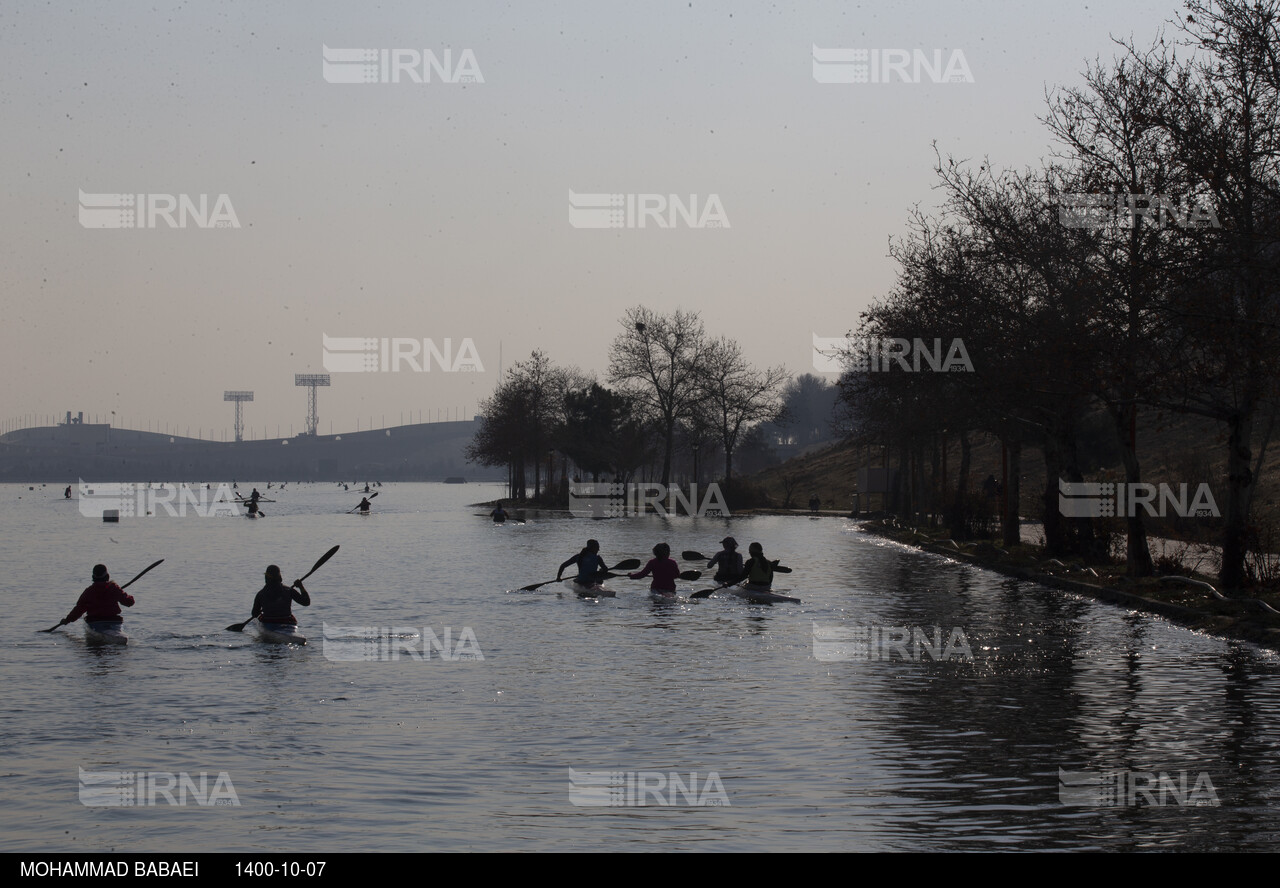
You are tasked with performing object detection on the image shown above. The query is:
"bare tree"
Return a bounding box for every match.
[607,306,709,486]
[698,336,789,483]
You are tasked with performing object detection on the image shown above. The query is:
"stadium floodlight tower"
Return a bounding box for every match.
[223,391,254,443]
[294,374,331,436]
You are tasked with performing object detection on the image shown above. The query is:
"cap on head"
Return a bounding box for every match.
[654,543,670,558]
[265,564,283,581]
[721,537,737,548]
[92,564,109,582]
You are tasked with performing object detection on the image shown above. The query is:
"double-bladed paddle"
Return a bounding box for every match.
[691,579,742,599]
[41,559,165,633]
[226,545,339,632]
[520,559,641,592]
[690,559,791,599]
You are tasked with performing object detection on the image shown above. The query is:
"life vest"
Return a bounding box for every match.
[747,556,774,586]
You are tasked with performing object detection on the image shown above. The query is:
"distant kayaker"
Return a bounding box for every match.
[357,496,372,513]
[363,484,371,493]
[64,485,72,499]
[246,500,261,518]
[707,537,744,583]
[558,539,607,586]
[490,502,509,523]
[55,564,134,630]
[249,488,261,503]
[629,543,680,594]
[251,565,310,625]
[742,542,776,589]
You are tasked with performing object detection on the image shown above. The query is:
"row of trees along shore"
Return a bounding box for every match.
[466,306,795,507]
[838,0,1280,592]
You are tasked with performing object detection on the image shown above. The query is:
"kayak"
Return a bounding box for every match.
[257,621,307,645]
[649,590,681,603]
[732,584,801,604]
[564,579,616,598]
[85,621,128,645]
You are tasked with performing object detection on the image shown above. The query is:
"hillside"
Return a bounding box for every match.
[747,407,1280,546]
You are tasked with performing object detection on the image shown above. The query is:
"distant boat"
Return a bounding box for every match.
[443,476,467,484]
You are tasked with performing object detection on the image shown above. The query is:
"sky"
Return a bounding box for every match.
[0,0,1184,439]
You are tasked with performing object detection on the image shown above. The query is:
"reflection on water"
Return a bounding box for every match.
[2,483,1279,851]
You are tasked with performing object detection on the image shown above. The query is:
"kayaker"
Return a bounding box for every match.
[55,564,134,630]
[742,542,777,589]
[707,537,743,583]
[557,539,607,586]
[64,485,72,499]
[490,502,509,523]
[629,543,680,594]
[251,565,310,625]
[356,496,372,513]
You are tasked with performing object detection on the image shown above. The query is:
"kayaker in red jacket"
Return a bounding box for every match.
[629,543,681,594]
[60,564,135,625]
[251,565,310,625]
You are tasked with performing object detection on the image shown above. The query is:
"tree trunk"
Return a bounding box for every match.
[1002,441,1021,548]
[949,432,971,540]
[1042,438,1065,557]
[1109,402,1153,576]
[1221,410,1256,593]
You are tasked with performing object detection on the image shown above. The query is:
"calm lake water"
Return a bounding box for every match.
[2,481,1278,852]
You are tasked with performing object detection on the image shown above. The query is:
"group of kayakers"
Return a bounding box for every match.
[556,536,777,595]
[50,562,311,636]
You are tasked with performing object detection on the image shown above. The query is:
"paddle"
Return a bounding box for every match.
[691,559,791,599]
[41,559,165,632]
[682,549,791,573]
[691,579,742,600]
[520,559,642,592]
[226,545,340,632]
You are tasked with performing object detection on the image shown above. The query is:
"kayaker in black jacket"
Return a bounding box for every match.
[251,565,310,625]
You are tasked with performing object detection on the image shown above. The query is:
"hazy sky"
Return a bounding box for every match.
[0,0,1182,438]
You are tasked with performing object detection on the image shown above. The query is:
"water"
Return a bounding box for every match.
[3,482,1279,852]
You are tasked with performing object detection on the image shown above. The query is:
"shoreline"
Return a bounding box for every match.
[859,520,1280,653]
